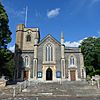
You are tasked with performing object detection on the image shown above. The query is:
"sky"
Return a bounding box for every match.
[1,0,100,52]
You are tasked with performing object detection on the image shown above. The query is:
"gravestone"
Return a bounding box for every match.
[0,76,7,88]
[91,75,100,88]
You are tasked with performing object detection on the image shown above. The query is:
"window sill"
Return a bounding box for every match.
[68,65,77,68]
[43,61,56,64]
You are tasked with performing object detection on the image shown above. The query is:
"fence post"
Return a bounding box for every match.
[91,79,94,85]
[13,87,15,97]
[24,80,27,89]
[28,80,30,86]
[19,83,22,92]
[97,79,100,88]
[36,97,38,100]
[60,79,62,84]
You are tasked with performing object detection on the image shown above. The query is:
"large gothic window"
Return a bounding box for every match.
[45,44,53,61]
[26,34,31,42]
[70,56,74,65]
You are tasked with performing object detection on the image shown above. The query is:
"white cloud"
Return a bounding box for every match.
[64,41,81,47]
[35,9,41,17]
[14,7,26,17]
[93,0,100,3]
[64,37,88,47]
[7,6,26,18]
[97,31,100,37]
[90,0,100,6]
[47,8,60,18]
[8,45,15,52]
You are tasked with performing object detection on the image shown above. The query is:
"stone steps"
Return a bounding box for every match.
[23,81,100,96]
[1,81,100,97]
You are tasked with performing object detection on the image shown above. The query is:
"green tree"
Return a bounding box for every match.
[0,2,11,48]
[5,53,15,79]
[0,2,13,78]
[80,37,100,77]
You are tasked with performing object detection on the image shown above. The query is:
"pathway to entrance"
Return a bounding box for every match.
[0,96,100,100]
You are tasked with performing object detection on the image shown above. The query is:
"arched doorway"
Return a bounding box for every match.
[23,70,29,80]
[46,68,52,80]
[70,70,76,81]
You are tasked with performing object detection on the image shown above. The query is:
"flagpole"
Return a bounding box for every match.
[25,6,28,27]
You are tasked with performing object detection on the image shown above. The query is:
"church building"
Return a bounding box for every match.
[15,24,86,81]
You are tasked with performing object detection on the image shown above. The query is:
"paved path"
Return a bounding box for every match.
[0,96,100,100]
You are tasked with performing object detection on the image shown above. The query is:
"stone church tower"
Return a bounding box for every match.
[15,24,40,80]
[15,24,86,81]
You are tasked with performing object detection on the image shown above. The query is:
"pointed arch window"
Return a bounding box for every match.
[82,69,84,78]
[70,56,74,65]
[26,34,31,42]
[45,44,53,61]
[24,56,29,67]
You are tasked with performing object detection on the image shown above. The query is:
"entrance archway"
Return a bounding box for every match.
[23,70,29,80]
[70,70,76,81]
[46,68,52,80]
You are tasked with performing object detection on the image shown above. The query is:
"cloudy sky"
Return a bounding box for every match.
[1,0,100,52]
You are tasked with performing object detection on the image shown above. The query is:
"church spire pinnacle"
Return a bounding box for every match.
[61,32,64,39]
[61,32,64,44]
[25,6,28,27]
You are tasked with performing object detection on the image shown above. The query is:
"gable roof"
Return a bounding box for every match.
[38,34,61,46]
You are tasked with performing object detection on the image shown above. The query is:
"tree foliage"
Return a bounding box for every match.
[5,53,15,79]
[80,37,100,77]
[0,2,11,48]
[0,51,14,79]
[0,2,14,78]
